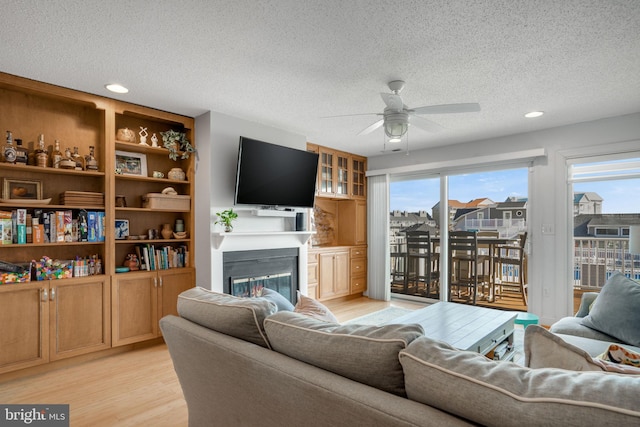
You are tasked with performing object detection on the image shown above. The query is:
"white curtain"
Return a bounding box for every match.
[367,174,390,301]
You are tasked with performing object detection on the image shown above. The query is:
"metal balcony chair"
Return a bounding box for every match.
[449,230,490,305]
[405,230,439,298]
[492,232,528,306]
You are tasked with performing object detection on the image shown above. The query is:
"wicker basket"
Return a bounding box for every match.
[143,193,190,210]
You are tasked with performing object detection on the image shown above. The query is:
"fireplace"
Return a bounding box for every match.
[223,248,298,303]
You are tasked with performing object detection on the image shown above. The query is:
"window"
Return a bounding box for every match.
[569,156,640,288]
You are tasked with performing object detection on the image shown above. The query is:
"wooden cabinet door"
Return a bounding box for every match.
[318,150,335,196]
[318,252,336,300]
[335,152,350,197]
[351,156,367,199]
[111,272,158,347]
[158,268,194,319]
[355,200,367,245]
[333,251,350,296]
[0,284,49,374]
[318,250,350,300]
[50,277,111,361]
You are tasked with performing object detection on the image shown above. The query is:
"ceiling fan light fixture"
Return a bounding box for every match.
[384,112,409,139]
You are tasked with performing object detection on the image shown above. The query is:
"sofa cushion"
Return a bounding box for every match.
[293,291,338,323]
[581,271,640,346]
[550,316,620,342]
[400,336,640,426]
[258,287,295,312]
[524,325,603,371]
[264,311,424,396]
[177,287,276,348]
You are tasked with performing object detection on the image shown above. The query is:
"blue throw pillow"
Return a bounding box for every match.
[259,288,295,312]
[581,271,640,346]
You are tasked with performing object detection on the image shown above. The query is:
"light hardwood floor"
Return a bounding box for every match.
[0,296,419,427]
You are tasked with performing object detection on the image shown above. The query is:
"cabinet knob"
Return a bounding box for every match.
[42,288,48,302]
[50,288,56,301]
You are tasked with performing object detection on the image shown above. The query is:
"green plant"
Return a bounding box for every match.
[215,209,238,231]
[160,129,196,160]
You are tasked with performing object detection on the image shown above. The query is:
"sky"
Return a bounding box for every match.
[390,168,639,214]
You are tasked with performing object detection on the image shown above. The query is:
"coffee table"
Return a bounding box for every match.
[390,302,517,360]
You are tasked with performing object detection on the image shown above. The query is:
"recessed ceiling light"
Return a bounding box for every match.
[524,111,544,118]
[105,83,129,94]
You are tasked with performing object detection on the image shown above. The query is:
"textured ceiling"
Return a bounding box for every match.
[2,0,639,157]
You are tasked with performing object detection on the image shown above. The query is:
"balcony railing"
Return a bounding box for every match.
[574,237,640,289]
[463,219,526,237]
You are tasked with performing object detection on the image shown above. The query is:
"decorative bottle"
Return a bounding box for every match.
[72,146,84,170]
[52,140,63,168]
[14,138,28,165]
[60,147,76,170]
[85,145,98,171]
[4,130,16,164]
[34,134,48,167]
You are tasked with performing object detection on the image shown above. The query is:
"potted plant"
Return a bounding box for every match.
[161,129,196,160]
[215,209,238,232]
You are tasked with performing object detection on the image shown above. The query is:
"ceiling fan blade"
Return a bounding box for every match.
[409,114,445,133]
[411,103,481,115]
[321,112,379,119]
[380,93,404,111]
[358,119,383,136]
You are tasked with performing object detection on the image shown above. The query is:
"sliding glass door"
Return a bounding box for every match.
[389,167,529,310]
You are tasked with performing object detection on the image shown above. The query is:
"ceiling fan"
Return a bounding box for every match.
[330,80,481,143]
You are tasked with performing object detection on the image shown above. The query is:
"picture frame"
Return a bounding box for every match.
[115,219,130,240]
[3,178,43,200]
[115,150,147,176]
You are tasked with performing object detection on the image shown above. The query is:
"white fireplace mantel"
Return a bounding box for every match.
[212,231,314,250]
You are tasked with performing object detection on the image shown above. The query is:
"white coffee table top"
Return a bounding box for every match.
[390,302,517,353]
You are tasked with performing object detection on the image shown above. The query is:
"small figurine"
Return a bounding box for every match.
[139,126,149,146]
[151,133,159,147]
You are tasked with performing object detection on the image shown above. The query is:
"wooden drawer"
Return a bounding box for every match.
[350,246,366,258]
[350,257,366,276]
[308,251,319,263]
[350,275,367,294]
[307,261,319,285]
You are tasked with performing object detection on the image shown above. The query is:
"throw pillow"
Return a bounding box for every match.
[257,287,295,312]
[400,336,640,426]
[596,344,640,374]
[177,287,276,348]
[581,271,640,346]
[264,311,424,396]
[524,325,603,371]
[294,291,338,323]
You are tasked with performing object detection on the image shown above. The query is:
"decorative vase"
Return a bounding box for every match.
[161,223,173,239]
[124,254,139,271]
[168,167,186,181]
[224,224,233,233]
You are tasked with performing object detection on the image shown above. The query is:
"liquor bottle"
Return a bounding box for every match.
[4,130,16,164]
[14,139,28,164]
[52,139,63,168]
[59,147,76,170]
[72,146,85,170]
[34,134,48,167]
[85,145,98,171]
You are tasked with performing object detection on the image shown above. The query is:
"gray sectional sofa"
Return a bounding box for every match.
[160,287,640,427]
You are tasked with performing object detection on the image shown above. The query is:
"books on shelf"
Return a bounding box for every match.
[135,243,189,271]
[0,209,104,245]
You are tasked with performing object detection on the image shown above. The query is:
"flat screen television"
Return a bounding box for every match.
[234,136,319,209]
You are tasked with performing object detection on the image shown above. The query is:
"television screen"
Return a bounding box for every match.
[234,137,319,208]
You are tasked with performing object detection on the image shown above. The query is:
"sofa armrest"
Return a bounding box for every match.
[575,292,599,317]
